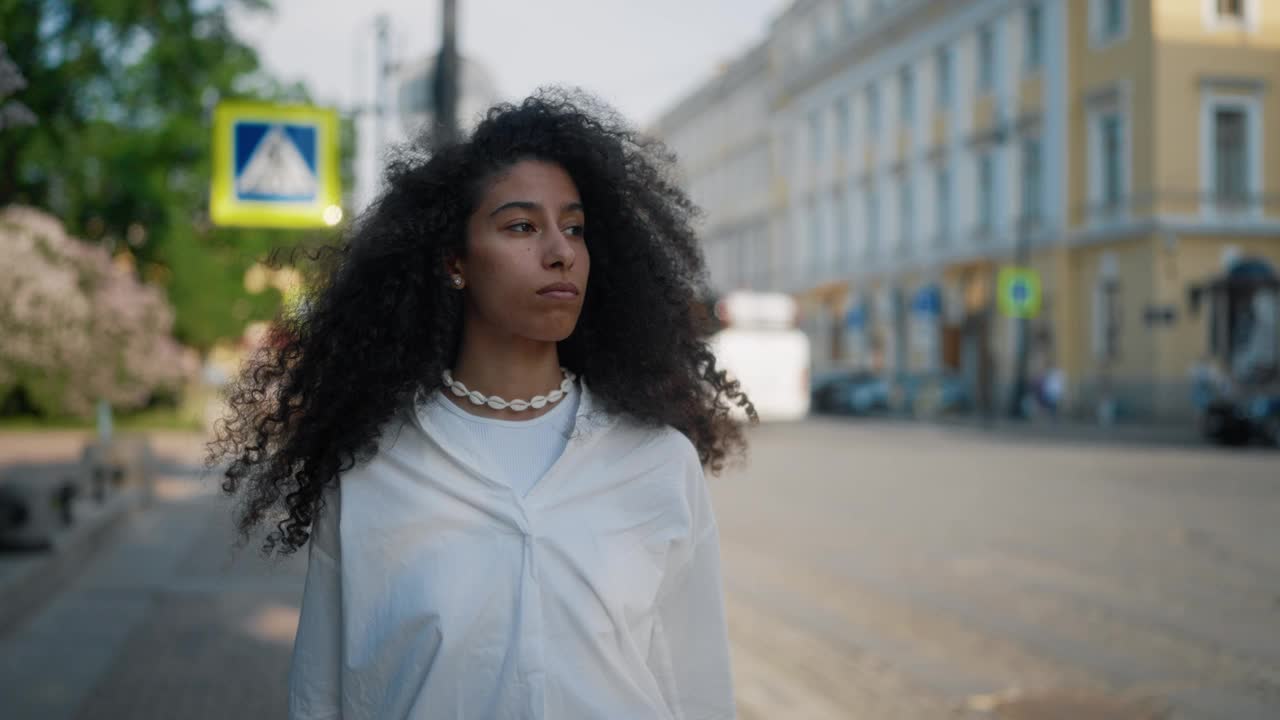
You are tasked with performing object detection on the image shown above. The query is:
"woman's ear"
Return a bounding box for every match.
[443,255,466,289]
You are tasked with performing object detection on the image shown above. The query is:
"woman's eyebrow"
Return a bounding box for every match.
[489,200,539,217]
[488,200,584,217]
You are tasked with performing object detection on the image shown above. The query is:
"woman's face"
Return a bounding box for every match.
[456,159,590,343]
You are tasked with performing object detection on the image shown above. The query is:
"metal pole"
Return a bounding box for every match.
[431,0,459,149]
[374,14,390,188]
[1008,217,1031,418]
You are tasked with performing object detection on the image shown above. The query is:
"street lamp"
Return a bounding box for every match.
[431,0,460,149]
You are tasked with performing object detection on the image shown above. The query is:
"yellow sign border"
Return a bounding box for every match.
[210,101,341,229]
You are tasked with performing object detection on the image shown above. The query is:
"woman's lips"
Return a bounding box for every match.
[537,282,580,300]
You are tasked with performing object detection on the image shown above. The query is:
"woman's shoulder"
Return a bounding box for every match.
[600,414,701,472]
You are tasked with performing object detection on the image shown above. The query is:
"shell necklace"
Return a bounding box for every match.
[441,367,575,412]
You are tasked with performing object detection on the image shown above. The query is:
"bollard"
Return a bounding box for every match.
[79,435,155,504]
[0,467,79,552]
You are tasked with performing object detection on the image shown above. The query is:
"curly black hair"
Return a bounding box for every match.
[208,88,756,557]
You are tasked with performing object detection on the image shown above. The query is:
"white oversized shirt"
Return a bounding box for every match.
[287,382,736,719]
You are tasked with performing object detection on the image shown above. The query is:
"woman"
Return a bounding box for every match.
[209,88,754,719]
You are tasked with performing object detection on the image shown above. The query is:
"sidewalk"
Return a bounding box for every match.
[0,431,218,640]
[0,431,305,720]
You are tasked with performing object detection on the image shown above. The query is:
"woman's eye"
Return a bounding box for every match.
[563,224,584,237]
[508,222,535,233]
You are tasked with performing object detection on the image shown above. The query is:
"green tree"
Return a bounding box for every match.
[1,0,355,350]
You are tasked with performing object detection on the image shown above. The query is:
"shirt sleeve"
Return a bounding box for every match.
[288,487,344,720]
[649,444,737,720]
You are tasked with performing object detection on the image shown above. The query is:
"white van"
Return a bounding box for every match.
[708,292,811,422]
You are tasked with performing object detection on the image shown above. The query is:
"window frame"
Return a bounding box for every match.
[935,45,953,111]
[1086,88,1131,225]
[900,64,915,126]
[866,83,881,139]
[836,95,851,152]
[977,24,997,94]
[865,181,880,257]
[934,163,951,247]
[898,171,914,255]
[808,109,825,165]
[1202,0,1260,32]
[1025,1,1044,71]
[1199,89,1264,218]
[1020,133,1044,229]
[1090,0,1129,49]
[977,150,996,234]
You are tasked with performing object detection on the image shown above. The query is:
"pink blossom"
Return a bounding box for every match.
[0,206,195,417]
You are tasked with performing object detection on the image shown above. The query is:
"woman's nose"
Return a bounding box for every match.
[543,228,575,269]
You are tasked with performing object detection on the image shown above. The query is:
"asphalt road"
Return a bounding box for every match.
[717,419,1280,719]
[1,423,1276,719]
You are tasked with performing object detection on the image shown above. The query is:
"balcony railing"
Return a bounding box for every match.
[1073,189,1280,227]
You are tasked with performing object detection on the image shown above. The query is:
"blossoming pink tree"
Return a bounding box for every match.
[0,206,196,418]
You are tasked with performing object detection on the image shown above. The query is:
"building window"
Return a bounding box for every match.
[1026,2,1044,71]
[935,46,953,110]
[935,165,951,245]
[842,0,858,29]
[1021,135,1043,227]
[978,24,996,93]
[836,96,850,150]
[866,83,880,138]
[1092,255,1122,362]
[866,184,880,255]
[1214,108,1248,206]
[1202,92,1261,215]
[814,14,831,52]
[792,205,807,276]
[1205,0,1258,28]
[978,151,995,233]
[809,196,824,275]
[1099,112,1124,212]
[808,110,824,164]
[1088,95,1127,222]
[1092,0,1127,46]
[834,187,850,267]
[899,174,913,255]
[900,65,914,124]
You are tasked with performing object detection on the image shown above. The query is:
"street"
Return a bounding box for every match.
[1,422,1277,719]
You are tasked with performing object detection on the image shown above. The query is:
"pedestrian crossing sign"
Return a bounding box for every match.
[210,102,342,229]
[998,266,1042,319]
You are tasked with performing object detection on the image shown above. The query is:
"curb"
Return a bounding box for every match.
[817,412,1206,448]
[923,416,1204,448]
[0,484,150,639]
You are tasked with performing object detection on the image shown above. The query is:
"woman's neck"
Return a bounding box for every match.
[447,325,567,421]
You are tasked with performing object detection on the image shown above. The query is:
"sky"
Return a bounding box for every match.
[232,0,790,210]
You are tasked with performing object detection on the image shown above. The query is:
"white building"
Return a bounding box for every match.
[651,45,776,294]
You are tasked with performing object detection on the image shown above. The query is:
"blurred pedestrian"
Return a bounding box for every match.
[209,89,750,720]
[1038,365,1065,420]
[1190,355,1223,411]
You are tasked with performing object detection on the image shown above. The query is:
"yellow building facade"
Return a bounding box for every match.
[1046,0,1280,421]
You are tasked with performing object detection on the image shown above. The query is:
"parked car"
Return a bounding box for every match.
[811,371,890,416]
[1200,393,1280,447]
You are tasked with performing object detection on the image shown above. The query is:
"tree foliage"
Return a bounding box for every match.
[1,0,355,351]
